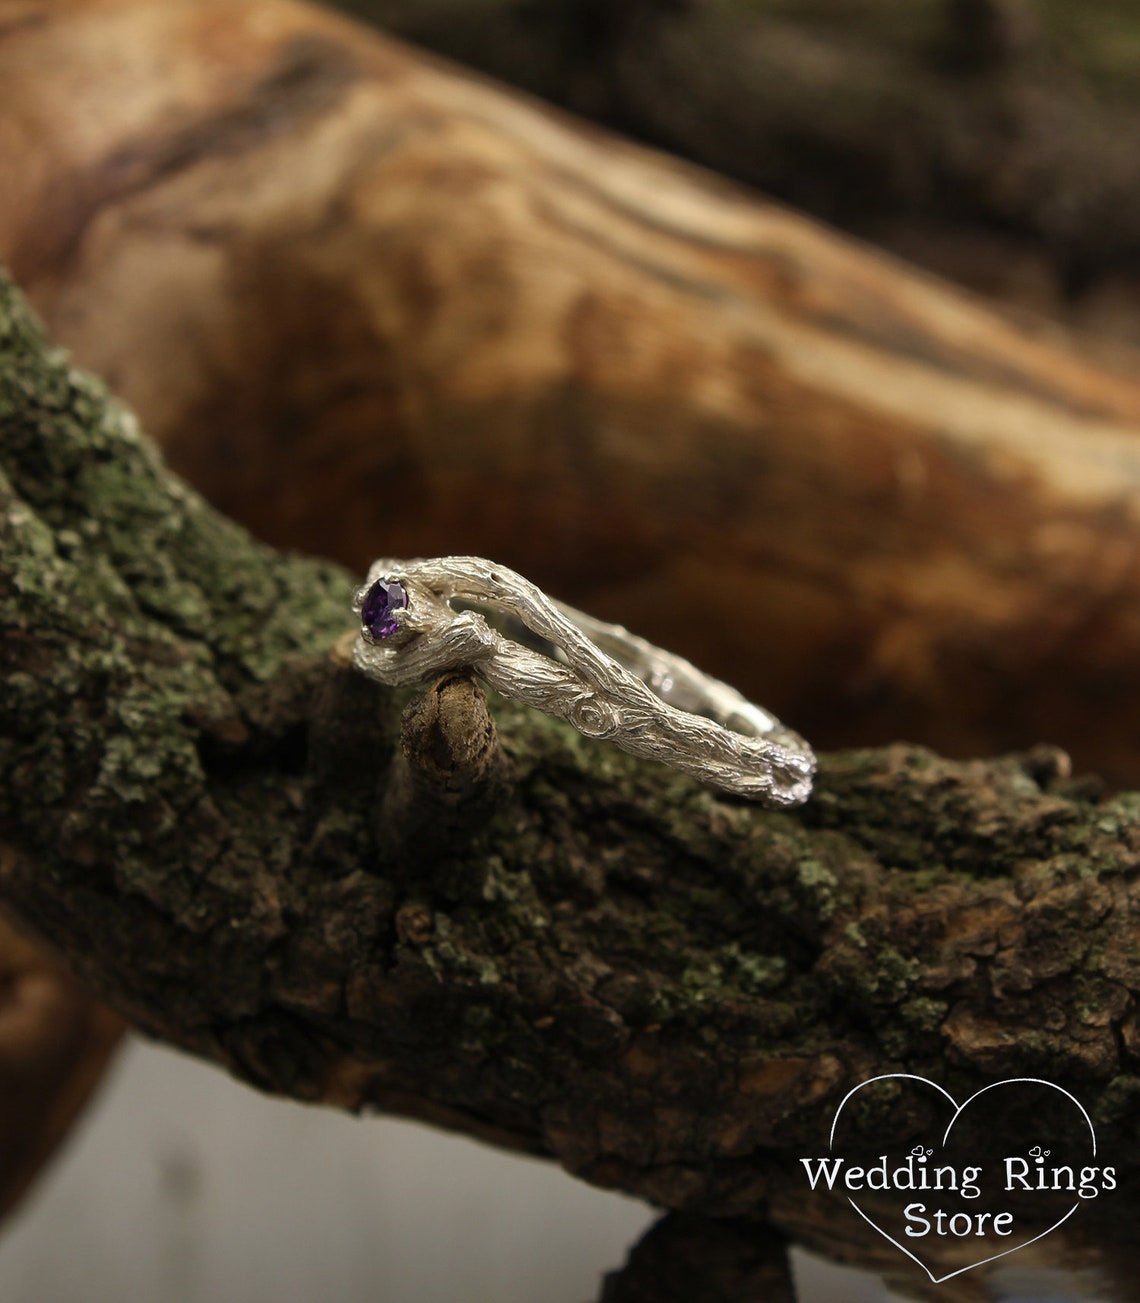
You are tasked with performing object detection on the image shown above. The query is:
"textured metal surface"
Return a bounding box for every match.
[352,556,815,805]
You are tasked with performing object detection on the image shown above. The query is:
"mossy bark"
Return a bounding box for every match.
[3,268,1140,1216]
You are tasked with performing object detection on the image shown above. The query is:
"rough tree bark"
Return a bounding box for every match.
[4,271,1140,1233]
[6,0,1140,788]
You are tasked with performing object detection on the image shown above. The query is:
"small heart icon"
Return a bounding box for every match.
[820,1074,1099,1284]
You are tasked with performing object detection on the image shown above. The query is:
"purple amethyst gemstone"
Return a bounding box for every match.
[361,578,408,641]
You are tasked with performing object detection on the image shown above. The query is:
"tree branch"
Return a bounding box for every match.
[347,0,1140,320]
[601,1213,795,1303]
[4,270,1140,1219]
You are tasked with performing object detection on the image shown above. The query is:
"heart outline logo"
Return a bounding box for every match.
[827,1073,1097,1284]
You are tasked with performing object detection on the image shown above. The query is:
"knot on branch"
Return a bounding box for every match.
[399,671,504,794]
[377,672,509,889]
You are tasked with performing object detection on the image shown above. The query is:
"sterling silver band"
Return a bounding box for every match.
[351,556,815,805]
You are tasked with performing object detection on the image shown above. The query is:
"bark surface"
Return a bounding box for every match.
[4,271,1140,1219]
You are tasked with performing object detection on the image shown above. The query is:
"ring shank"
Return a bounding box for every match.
[556,605,781,739]
[458,600,780,739]
[353,556,814,805]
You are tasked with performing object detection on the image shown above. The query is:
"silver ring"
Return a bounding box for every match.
[351,556,815,806]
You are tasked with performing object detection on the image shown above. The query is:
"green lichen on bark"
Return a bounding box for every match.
[0,268,358,1025]
[4,267,1140,1215]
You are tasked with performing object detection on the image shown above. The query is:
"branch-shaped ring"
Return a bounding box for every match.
[351,557,815,805]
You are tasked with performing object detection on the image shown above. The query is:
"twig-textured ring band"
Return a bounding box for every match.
[351,556,815,805]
